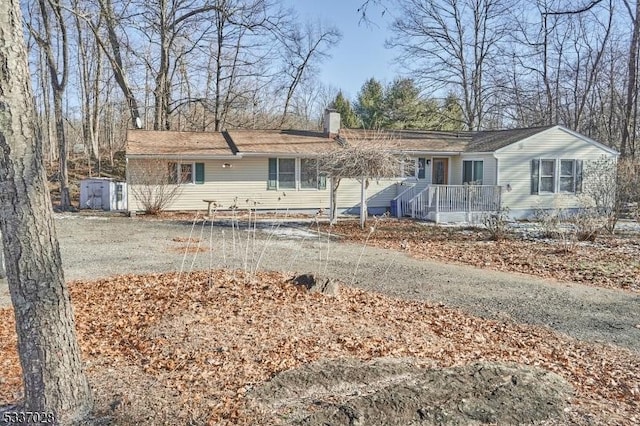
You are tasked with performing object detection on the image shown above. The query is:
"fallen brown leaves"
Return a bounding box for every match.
[169,237,210,254]
[322,220,640,291]
[0,270,638,424]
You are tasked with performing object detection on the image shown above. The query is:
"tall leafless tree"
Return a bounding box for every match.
[0,0,93,422]
[388,0,509,130]
[28,0,73,209]
[70,0,144,128]
[276,21,341,128]
[621,0,640,157]
[74,0,103,162]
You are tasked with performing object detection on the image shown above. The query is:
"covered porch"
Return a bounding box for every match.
[392,184,502,224]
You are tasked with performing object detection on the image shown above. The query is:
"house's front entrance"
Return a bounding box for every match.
[432,158,449,184]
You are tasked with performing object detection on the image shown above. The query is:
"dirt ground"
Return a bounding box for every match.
[250,358,573,425]
[1,212,639,353]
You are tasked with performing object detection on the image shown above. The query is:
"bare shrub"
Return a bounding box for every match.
[129,159,183,214]
[482,208,511,241]
[566,209,601,242]
[582,157,618,233]
[533,206,602,253]
[534,208,561,239]
[582,156,640,233]
[318,130,411,228]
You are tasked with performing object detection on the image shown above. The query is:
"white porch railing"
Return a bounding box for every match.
[410,185,502,222]
[391,183,417,218]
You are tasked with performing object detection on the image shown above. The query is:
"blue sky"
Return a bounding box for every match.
[283,1,398,100]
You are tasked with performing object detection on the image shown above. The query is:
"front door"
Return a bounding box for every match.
[432,158,449,184]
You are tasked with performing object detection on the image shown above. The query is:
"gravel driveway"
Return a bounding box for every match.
[1,213,639,353]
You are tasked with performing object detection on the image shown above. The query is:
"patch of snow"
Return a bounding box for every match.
[260,224,317,239]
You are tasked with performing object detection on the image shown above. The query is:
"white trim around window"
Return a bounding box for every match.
[267,158,327,191]
[462,159,484,184]
[168,161,205,185]
[531,158,582,194]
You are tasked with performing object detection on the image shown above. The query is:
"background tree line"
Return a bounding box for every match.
[329,77,465,130]
[359,0,640,160]
[23,0,341,210]
[22,0,640,212]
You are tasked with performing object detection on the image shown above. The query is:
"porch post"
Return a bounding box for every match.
[435,186,440,223]
[466,185,471,222]
[360,178,367,229]
[329,178,334,223]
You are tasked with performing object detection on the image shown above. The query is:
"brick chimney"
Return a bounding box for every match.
[323,109,341,137]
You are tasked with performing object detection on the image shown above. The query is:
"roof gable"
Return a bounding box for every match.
[466,126,555,152]
[492,125,619,156]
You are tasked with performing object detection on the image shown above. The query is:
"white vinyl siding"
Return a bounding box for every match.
[127,157,402,212]
[496,127,616,211]
[455,154,497,186]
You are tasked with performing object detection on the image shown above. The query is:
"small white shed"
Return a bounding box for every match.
[79,178,127,211]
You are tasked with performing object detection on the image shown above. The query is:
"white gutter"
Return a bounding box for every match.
[126,153,242,160]
[238,152,327,157]
[401,150,464,156]
[239,150,465,157]
[461,151,494,156]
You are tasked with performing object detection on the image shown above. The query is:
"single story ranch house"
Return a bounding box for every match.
[125,111,619,223]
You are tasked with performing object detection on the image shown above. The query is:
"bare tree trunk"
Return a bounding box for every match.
[36,0,72,209]
[214,8,224,132]
[75,6,102,162]
[622,0,640,157]
[154,0,171,130]
[38,48,55,167]
[0,0,92,422]
[53,94,72,208]
[93,0,143,127]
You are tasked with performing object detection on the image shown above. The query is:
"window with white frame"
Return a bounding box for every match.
[168,162,205,184]
[277,158,296,189]
[463,160,483,184]
[531,159,582,194]
[267,158,326,190]
[559,159,584,193]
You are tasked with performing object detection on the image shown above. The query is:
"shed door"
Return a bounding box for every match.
[432,158,449,184]
[90,184,104,209]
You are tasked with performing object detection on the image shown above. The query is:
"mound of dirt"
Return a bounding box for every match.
[249,358,572,425]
